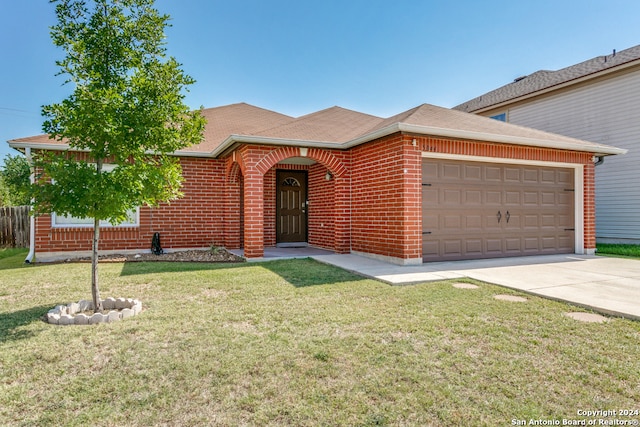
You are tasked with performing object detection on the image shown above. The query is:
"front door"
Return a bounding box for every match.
[276,170,308,244]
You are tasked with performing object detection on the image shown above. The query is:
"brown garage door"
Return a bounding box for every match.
[422,159,574,261]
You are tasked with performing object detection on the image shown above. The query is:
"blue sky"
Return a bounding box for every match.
[2,0,640,160]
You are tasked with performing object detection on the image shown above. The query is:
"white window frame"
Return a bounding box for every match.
[51,163,140,228]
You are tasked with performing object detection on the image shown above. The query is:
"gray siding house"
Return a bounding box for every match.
[455,45,640,244]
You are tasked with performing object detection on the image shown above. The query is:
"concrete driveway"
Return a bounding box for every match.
[313,253,640,321]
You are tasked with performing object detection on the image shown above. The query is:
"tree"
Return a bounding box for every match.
[0,154,31,206]
[0,176,10,207]
[31,0,205,312]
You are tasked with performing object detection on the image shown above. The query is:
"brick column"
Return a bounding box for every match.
[243,171,264,258]
[583,162,596,252]
[333,174,351,253]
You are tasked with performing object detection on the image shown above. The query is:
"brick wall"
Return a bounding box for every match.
[350,134,423,262]
[308,163,335,250]
[33,133,597,259]
[35,157,226,252]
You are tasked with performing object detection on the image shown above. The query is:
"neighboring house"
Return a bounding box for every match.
[8,102,624,264]
[454,44,640,244]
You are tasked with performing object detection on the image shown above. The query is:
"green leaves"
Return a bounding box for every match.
[0,155,31,207]
[37,0,205,222]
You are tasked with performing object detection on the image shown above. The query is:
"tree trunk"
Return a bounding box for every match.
[92,217,103,312]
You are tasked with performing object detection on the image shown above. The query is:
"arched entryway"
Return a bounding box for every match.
[228,145,349,258]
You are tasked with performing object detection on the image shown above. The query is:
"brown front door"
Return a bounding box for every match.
[276,170,308,244]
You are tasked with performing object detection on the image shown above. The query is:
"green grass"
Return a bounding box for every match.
[1,256,639,426]
[0,247,27,261]
[597,243,640,259]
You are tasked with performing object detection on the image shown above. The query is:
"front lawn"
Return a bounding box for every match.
[1,250,639,426]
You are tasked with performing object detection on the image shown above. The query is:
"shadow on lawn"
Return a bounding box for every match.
[0,305,51,343]
[118,259,248,276]
[259,258,366,287]
[117,257,365,287]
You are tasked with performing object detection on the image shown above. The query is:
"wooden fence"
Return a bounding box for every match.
[0,206,30,248]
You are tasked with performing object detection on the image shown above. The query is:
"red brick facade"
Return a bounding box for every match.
[34,132,597,262]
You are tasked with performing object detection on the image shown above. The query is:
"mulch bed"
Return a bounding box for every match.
[68,249,245,263]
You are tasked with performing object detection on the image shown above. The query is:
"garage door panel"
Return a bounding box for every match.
[422,159,575,261]
[443,215,461,229]
[523,192,538,205]
[503,213,521,228]
[485,167,502,181]
[443,189,461,204]
[504,167,521,182]
[465,190,482,204]
[466,240,483,254]
[505,191,521,205]
[558,170,573,185]
[505,238,522,252]
[523,169,539,183]
[422,187,438,204]
[465,215,482,229]
[486,191,502,204]
[464,165,482,181]
[443,164,462,180]
[541,192,556,206]
[524,237,539,250]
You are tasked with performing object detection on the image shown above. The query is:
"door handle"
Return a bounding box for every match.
[506,211,510,223]
[497,210,502,223]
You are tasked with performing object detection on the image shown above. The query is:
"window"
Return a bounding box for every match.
[52,209,139,228]
[490,112,507,122]
[282,177,301,187]
[51,163,139,228]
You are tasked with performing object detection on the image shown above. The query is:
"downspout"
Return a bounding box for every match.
[594,155,605,166]
[24,147,35,263]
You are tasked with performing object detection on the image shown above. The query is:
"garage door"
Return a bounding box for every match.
[422,159,574,261]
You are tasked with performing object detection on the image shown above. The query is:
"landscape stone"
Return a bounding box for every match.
[106,310,122,322]
[78,300,93,312]
[74,313,89,325]
[132,301,142,315]
[67,302,80,315]
[89,313,106,324]
[103,297,116,310]
[47,298,141,326]
[564,312,608,323]
[47,312,60,324]
[59,314,74,325]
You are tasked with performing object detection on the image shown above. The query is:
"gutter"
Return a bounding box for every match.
[24,147,35,264]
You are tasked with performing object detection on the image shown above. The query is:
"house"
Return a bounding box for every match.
[454,44,640,244]
[7,102,624,264]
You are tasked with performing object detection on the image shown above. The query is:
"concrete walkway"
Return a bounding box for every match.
[312,253,640,321]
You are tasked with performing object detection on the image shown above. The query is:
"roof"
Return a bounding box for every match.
[454,44,640,113]
[8,101,626,157]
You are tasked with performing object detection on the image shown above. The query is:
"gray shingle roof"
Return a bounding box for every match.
[454,44,640,113]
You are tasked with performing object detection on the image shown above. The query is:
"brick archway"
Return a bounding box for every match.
[254,146,347,178]
[234,145,351,258]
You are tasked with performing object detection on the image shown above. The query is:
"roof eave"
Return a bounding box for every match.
[468,57,640,114]
[396,123,627,156]
[9,122,626,159]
